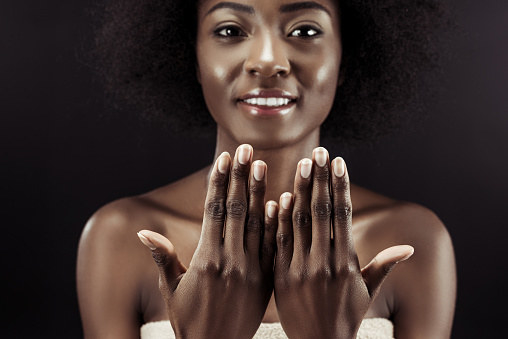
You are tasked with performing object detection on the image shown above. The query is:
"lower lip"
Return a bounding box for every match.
[237,101,296,117]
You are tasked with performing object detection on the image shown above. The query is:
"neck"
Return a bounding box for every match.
[211,127,321,203]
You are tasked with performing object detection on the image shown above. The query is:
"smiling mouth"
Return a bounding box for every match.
[241,97,295,107]
[237,89,298,116]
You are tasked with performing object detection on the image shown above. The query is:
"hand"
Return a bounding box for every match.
[274,147,414,339]
[138,144,278,339]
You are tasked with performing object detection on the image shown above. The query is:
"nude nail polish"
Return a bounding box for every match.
[333,157,345,177]
[314,147,327,167]
[267,202,276,218]
[137,231,157,250]
[217,152,229,174]
[253,161,265,181]
[300,158,312,178]
[281,193,292,209]
[238,144,252,165]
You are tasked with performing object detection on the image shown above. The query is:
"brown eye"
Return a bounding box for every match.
[289,25,322,38]
[214,26,246,38]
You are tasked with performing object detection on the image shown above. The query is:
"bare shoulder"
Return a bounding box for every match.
[77,167,209,336]
[352,185,456,337]
[79,164,209,256]
[351,184,453,257]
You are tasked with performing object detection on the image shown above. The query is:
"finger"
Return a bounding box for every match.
[331,157,354,258]
[224,144,252,254]
[291,158,313,260]
[361,245,414,298]
[137,230,187,297]
[275,192,294,274]
[245,160,267,259]
[260,200,278,274]
[310,147,332,257]
[201,152,231,247]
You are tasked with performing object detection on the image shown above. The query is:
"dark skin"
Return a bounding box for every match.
[77,0,456,338]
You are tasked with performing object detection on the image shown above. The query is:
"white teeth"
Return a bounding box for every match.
[243,97,291,107]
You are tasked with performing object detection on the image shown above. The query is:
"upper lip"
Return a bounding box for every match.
[238,89,298,101]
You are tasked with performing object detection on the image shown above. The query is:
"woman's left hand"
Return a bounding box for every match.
[274,147,414,339]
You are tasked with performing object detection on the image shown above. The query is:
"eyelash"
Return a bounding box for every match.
[288,25,323,38]
[213,25,323,39]
[214,26,246,38]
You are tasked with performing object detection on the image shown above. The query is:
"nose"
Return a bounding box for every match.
[244,31,290,78]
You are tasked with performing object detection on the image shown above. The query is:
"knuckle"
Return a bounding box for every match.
[279,210,292,223]
[289,268,307,284]
[293,210,311,228]
[277,233,292,248]
[310,265,334,281]
[336,262,358,278]
[294,180,310,192]
[312,201,332,220]
[199,261,223,276]
[313,168,330,182]
[249,181,266,195]
[246,214,263,234]
[223,265,246,282]
[226,198,247,218]
[151,251,171,267]
[332,176,349,192]
[334,203,352,222]
[210,171,227,186]
[205,199,226,221]
[231,164,248,180]
[382,262,395,275]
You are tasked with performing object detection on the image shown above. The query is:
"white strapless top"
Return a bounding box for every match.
[141,318,394,338]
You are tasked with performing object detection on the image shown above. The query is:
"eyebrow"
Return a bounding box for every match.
[205,2,254,16]
[205,1,331,17]
[280,2,331,16]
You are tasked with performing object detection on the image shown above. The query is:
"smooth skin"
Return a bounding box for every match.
[77,0,456,338]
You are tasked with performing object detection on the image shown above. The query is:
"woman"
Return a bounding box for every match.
[77,0,456,338]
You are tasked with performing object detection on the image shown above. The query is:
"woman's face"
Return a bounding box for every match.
[196,0,342,149]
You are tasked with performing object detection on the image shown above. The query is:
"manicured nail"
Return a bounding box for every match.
[314,147,328,167]
[396,246,415,263]
[333,157,345,177]
[137,231,157,250]
[267,202,277,218]
[217,152,230,174]
[300,158,312,179]
[253,161,265,181]
[238,144,252,165]
[281,192,292,210]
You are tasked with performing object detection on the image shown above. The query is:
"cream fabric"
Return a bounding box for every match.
[140,318,394,339]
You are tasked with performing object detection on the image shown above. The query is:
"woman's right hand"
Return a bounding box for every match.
[137,144,278,339]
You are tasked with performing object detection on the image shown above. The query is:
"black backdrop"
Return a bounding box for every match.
[2,0,507,337]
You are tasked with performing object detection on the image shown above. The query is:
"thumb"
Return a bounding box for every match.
[137,230,187,294]
[361,245,414,298]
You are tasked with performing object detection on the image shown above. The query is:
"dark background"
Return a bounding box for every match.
[2,0,507,337]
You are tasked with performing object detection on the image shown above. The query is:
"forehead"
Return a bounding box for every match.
[198,0,338,19]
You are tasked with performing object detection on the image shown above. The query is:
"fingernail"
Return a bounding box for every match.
[267,202,277,218]
[238,144,252,165]
[217,152,230,174]
[281,193,292,210]
[253,161,265,181]
[333,157,345,177]
[314,147,328,167]
[137,231,157,250]
[300,158,312,179]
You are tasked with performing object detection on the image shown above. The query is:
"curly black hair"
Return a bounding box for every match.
[90,0,450,143]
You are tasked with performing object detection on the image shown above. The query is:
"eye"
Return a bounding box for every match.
[214,25,246,38]
[289,25,322,38]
